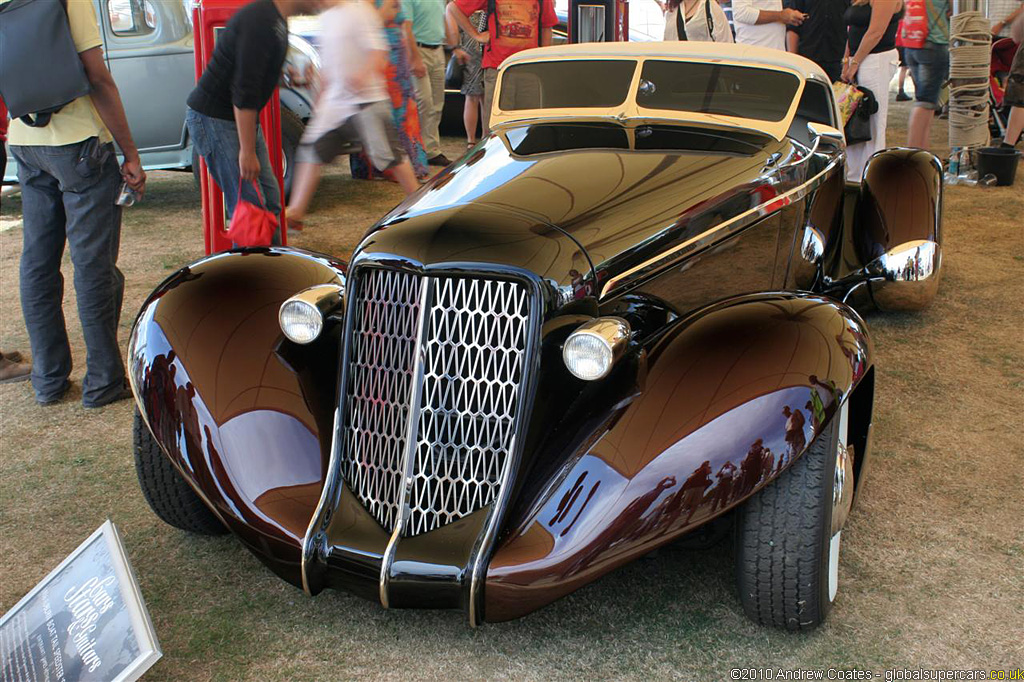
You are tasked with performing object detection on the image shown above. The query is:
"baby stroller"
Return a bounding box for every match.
[990,37,1020,138]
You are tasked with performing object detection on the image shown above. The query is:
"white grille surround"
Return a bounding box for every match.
[339,267,534,538]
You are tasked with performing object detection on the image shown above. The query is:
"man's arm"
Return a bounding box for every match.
[447,1,489,42]
[734,0,805,26]
[787,28,799,51]
[403,21,427,77]
[540,26,552,46]
[233,107,260,182]
[992,4,1023,35]
[230,20,281,183]
[79,47,146,192]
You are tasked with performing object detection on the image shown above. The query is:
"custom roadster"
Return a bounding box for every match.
[129,42,942,630]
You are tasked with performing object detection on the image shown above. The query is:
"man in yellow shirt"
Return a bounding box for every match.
[7,0,146,407]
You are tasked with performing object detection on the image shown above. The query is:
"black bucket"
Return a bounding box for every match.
[975,147,1020,186]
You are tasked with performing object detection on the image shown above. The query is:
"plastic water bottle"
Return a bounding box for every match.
[957,149,977,185]
[944,153,960,185]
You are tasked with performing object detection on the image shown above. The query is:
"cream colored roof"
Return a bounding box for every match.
[502,41,829,83]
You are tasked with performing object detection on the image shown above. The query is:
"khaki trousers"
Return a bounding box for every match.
[414,44,446,158]
[482,68,498,130]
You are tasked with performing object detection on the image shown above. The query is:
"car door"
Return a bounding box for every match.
[97,0,194,164]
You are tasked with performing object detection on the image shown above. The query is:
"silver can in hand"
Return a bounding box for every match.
[116,181,140,207]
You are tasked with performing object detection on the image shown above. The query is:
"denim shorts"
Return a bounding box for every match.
[904,42,949,109]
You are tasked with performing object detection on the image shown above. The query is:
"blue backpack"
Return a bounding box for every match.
[0,0,92,127]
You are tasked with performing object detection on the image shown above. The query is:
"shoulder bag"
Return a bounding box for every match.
[0,0,92,127]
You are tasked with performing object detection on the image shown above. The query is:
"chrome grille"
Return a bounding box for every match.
[340,268,423,533]
[407,278,531,536]
[340,268,532,537]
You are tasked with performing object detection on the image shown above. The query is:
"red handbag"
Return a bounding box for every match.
[901,0,928,49]
[227,181,278,247]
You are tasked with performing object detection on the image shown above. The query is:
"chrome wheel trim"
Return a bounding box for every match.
[828,400,853,603]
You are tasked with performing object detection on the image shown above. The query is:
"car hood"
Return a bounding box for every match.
[362,121,786,295]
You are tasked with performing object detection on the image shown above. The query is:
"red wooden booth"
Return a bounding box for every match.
[192,0,287,254]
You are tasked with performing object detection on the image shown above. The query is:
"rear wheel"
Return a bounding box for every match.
[735,401,854,630]
[133,410,227,535]
[280,107,304,200]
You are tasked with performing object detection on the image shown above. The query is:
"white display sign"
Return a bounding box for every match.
[1,521,161,682]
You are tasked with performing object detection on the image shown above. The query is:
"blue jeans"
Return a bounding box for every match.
[11,139,126,405]
[185,108,282,241]
[905,42,949,109]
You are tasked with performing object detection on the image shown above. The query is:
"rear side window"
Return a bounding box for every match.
[108,0,157,36]
[796,80,836,127]
[637,61,800,122]
[499,60,636,111]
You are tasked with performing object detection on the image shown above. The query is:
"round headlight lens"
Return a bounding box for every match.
[563,332,614,381]
[279,299,323,344]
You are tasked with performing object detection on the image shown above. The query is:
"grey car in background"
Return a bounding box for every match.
[3,0,319,194]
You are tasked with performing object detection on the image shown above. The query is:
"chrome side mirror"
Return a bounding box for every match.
[807,122,845,150]
[831,240,942,311]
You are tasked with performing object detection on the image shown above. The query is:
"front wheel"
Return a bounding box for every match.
[133,410,228,536]
[735,401,854,630]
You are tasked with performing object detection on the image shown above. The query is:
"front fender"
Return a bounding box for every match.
[128,247,346,587]
[484,292,873,622]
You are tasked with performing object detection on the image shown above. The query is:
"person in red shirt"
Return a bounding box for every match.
[447,0,558,129]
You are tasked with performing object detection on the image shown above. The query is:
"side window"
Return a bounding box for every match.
[108,0,157,36]
[797,80,837,128]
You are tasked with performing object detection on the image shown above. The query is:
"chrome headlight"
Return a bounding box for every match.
[562,317,630,381]
[279,284,343,344]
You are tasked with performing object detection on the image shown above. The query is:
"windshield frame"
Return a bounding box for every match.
[491,56,808,142]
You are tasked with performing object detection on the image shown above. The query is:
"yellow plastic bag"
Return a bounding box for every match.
[832,81,865,126]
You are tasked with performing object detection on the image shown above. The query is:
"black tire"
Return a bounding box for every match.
[280,107,304,200]
[735,417,839,630]
[133,410,227,535]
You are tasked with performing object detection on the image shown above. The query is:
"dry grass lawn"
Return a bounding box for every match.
[1,104,1022,681]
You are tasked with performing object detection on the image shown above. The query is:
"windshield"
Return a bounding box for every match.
[637,61,800,122]
[499,60,636,111]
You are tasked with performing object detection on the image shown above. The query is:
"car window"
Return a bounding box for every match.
[109,0,157,36]
[796,80,836,127]
[506,123,630,155]
[636,61,800,123]
[499,60,636,111]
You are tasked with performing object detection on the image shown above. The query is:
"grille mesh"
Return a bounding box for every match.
[407,278,531,536]
[340,268,532,537]
[341,268,423,533]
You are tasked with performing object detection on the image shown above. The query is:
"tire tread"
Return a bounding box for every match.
[133,411,227,536]
[736,420,834,630]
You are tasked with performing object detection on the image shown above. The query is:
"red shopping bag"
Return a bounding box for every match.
[227,181,278,247]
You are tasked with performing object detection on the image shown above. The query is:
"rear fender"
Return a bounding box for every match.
[128,248,346,587]
[484,292,873,622]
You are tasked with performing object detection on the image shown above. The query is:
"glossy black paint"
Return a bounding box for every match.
[130,114,942,623]
[129,248,346,587]
[485,292,873,621]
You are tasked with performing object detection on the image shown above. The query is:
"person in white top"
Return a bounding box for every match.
[663,0,734,42]
[287,0,419,225]
[732,0,806,50]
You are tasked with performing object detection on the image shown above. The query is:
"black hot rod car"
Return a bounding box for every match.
[130,42,942,630]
